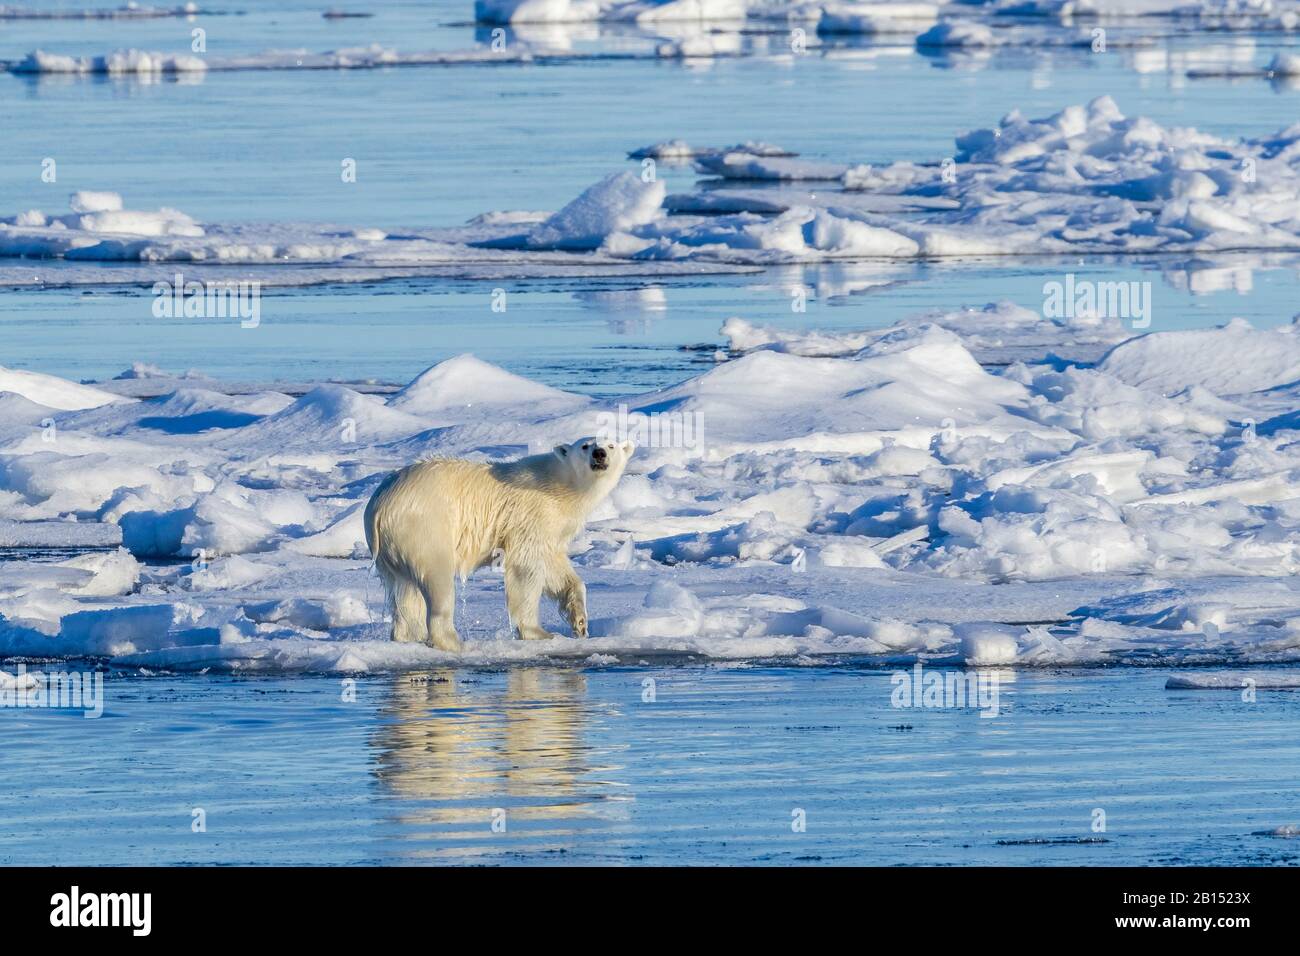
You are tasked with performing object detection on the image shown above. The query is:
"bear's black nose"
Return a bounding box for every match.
[592,447,607,462]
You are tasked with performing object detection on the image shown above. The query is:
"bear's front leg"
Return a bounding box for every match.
[505,563,555,640]
[542,552,587,638]
[552,560,588,639]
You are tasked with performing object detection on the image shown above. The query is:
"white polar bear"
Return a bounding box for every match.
[364,437,634,651]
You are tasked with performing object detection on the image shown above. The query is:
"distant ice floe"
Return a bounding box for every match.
[12,50,209,74]
[475,0,745,24]
[470,0,1300,28]
[9,310,1300,670]
[722,299,1132,364]
[7,2,1297,79]
[628,140,796,162]
[915,21,998,46]
[817,2,939,35]
[3,99,1300,271]
[625,97,1300,261]
[2,44,564,74]
[0,3,201,19]
[1166,672,1300,689]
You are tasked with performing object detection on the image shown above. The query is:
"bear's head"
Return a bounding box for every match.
[553,437,634,486]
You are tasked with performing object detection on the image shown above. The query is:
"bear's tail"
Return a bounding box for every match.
[363,471,397,567]
[364,496,381,567]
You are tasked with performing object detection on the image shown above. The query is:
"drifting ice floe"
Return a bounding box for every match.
[0,3,201,18]
[13,50,208,74]
[8,309,1300,671]
[6,99,1299,270]
[723,299,1131,364]
[469,0,1300,27]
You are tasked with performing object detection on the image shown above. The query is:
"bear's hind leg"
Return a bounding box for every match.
[506,563,554,640]
[390,575,428,644]
[418,564,462,653]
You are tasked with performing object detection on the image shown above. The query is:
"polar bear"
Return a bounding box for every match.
[364,438,634,651]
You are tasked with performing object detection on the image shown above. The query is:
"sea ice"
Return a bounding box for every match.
[7,309,1300,670]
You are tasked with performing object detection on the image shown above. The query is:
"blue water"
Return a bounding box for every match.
[2,34,1295,227]
[5,257,1300,394]
[1,666,1298,865]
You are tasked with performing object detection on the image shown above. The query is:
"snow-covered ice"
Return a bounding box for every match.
[8,306,1300,672]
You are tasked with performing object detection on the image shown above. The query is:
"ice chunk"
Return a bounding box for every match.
[957,623,1020,664]
[526,172,666,250]
[68,191,124,214]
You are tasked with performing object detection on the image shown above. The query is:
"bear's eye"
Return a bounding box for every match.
[582,443,589,450]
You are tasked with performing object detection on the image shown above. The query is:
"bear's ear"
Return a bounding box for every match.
[621,440,635,457]
[553,444,569,458]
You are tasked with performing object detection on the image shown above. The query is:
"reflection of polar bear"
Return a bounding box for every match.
[364,438,634,651]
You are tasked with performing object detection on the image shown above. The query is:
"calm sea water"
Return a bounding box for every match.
[6,259,1300,396]
[2,665,1298,866]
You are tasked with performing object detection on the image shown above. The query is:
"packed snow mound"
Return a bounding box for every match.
[143,387,291,420]
[67,387,294,436]
[119,482,315,559]
[0,393,59,427]
[624,323,1041,448]
[1098,319,1300,396]
[0,367,125,411]
[525,171,666,250]
[388,354,589,419]
[225,385,429,449]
